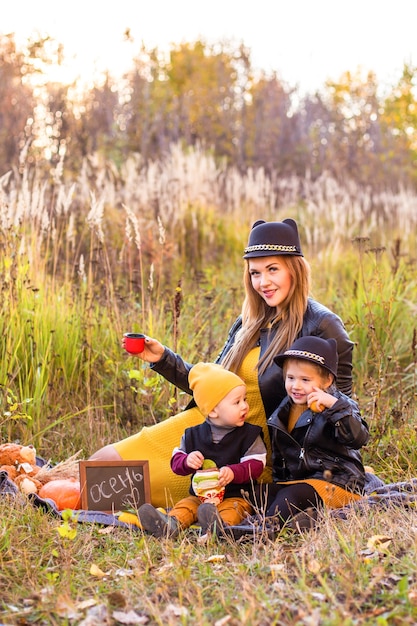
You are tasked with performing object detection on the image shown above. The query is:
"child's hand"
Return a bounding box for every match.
[217,466,234,487]
[308,387,337,412]
[186,450,204,470]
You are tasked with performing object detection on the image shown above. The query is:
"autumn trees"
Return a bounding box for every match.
[0,33,416,190]
[0,34,35,170]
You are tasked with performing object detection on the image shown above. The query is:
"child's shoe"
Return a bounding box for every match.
[287,507,318,533]
[197,503,224,536]
[137,503,179,538]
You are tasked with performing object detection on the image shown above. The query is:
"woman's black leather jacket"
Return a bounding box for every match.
[267,388,369,492]
[151,297,353,420]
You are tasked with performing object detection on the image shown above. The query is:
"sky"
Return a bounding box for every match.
[2,0,417,94]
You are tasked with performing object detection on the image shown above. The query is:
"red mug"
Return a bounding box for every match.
[123,333,146,354]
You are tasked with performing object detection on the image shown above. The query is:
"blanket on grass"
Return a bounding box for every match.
[330,474,417,519]
[2,468,416,535]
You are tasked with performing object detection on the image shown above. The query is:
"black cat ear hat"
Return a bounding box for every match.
[243,218,303,258]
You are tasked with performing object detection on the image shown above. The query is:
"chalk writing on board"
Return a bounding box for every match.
[79,461,151,512]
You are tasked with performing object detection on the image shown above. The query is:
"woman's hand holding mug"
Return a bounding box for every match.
[122,334,165,363]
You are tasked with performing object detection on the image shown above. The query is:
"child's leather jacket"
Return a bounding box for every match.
[267,389,369,492]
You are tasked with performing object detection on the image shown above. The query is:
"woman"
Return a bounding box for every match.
[90,219,354,508]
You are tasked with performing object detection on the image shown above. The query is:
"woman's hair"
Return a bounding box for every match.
[221,255,311,375]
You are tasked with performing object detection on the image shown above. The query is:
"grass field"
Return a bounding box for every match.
[1,150,417,624]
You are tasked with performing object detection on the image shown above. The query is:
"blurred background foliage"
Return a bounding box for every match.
[1,33,417,190]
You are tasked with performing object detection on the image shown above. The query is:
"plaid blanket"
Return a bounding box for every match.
[2,467,415,534]
[330,474,417,519]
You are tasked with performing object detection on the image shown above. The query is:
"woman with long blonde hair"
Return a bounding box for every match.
[90,219,354,508]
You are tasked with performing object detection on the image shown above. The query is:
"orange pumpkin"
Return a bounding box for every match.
[309,400,324,413]
[38,479,81,510]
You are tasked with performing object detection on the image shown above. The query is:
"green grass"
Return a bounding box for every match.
[2,498,417,624]
[1,155,417,623]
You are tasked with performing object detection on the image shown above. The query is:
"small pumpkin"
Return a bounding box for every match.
[309,400,324,413]
[38,478,81,510]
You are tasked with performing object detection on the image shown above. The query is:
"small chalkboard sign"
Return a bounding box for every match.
[79,460,151,513]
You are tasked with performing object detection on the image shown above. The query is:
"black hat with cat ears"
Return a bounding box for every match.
[243,219,303,258]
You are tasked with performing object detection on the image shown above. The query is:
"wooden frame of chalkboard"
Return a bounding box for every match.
[79,460,151,513]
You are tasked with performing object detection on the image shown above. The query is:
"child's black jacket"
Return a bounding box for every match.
[267,388,369,493]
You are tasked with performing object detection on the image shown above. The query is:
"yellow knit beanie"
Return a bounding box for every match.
[189,363,246,416]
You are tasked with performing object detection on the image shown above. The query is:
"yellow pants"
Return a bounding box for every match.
[114,406,205,508]
[168,495,252,528]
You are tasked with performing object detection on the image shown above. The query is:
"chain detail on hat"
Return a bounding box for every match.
[244,244,299,254]
[282,349,325,365]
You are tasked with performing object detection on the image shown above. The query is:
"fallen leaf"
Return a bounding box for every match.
[57,523,77,540]
[115,568,134,578]
[90,563,108,578]
[112,609,149,624]
[162,603,188,618]
[76,599,98,610]
[79,603,109,625]
[206,554,226,563]
[367,535,392,552]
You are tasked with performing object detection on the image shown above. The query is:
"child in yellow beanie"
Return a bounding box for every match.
[137,362,267,538]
